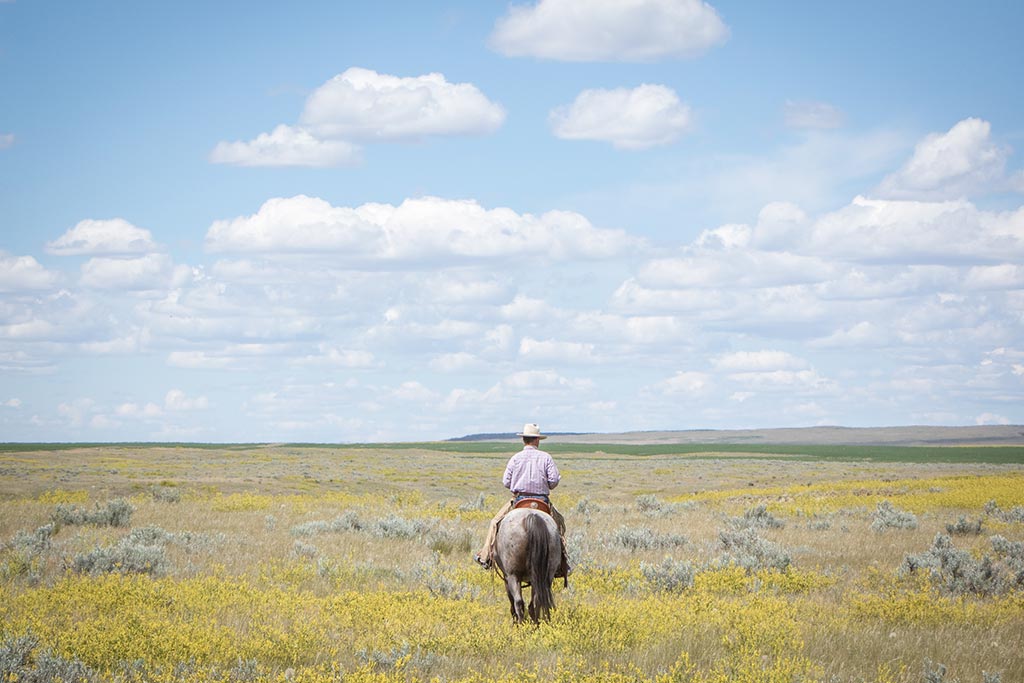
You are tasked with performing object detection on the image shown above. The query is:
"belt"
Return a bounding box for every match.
[514,492,549,499]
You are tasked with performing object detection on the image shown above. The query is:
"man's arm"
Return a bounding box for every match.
[502,455,516,490]
[545,454,561,489]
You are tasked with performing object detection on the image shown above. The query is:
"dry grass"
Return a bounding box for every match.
[1,444,1022,682]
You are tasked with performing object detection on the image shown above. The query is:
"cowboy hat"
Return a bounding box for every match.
[516,423,547,439]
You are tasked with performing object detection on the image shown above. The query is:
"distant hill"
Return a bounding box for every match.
[448,432,586,442]
[451,425,1024,446]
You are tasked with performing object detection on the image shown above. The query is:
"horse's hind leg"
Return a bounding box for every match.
[505,575,526,623]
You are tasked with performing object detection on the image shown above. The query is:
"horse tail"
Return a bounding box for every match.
[526,513,555,618]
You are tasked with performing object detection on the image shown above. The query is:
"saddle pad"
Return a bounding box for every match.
[513,497,551,515]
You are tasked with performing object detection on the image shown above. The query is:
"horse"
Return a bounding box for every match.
[492,507,561,624]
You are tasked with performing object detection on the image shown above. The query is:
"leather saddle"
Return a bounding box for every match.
[513,497,551,516]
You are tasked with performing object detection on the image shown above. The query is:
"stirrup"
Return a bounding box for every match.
[474,554,491,569]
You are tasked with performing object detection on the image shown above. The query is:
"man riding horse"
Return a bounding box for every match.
[474,423,571,579]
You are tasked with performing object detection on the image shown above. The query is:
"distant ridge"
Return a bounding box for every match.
[450,425,1024,446]
[448,432,586,442]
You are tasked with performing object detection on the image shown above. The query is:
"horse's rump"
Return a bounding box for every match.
[494,508,560,623]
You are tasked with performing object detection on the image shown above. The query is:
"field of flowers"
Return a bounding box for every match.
[1,443,1023,682]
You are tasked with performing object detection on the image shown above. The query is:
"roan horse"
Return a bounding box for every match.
[493,507,561,624]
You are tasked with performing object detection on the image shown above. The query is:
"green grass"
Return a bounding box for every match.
[4,441,1023,463]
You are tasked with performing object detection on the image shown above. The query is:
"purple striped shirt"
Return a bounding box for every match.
[503,445,560,495]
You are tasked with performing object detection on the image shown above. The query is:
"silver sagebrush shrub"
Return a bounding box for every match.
[870,500,917,532]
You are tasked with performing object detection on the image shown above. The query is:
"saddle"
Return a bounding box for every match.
[513,497,551,516]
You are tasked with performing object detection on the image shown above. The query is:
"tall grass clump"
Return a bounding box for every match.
[946,515,983,536]
[290,511,363,536]
[427,527,473,555]
[730,503,784,530]
[71,539,167,576]
[0,634,96,683]
[50,498,134,527]
[640,556,696,592]
[985,500,1024,523]
[606,526,687,552]
[901,533,1024,596]
[870,500,917,531]
[9,524,55,555]
[67,525,211,577]
[713,528,791,572]
[149,484,181,503]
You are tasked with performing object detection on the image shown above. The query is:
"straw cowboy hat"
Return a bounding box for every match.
[516,423,547,439]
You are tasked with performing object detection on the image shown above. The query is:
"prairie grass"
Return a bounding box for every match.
[0,444,1021,682]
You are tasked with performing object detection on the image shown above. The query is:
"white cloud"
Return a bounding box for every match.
[519,337,600,363]
[165,389,209,411]
[46,219,158,256]
[783,100,845,130]
[550,84,692,149]
[80,329,152,355]
[975,412,1010,426]
[637,249,834,289]
[4,398,21,408]
[210,68,504,168]
[167,351,234,369]
[490,0,729,62]
[116,402,162,419]
[0,133,14,149]
[713,350,808,372]
[206,195,640,261]
[802,195,1024,263]
[392,381,440,402]
[0,252,60,292]
[429,352,485,373]
[300,67,505,141]
[80,254,175,290]
[501,295,563,322]
[810,321,891,349]
[293,345,376,368]
[664,371,712,394]
[878,118,1015,199]
[209,125,361,167]
[57,398,97,428]
[728,369,834,391]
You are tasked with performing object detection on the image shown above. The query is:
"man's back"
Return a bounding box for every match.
[503,445,560,495]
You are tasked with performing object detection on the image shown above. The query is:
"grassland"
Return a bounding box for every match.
[1,442,1022,682]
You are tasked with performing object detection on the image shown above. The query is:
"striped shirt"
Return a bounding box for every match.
[503,445,560,495]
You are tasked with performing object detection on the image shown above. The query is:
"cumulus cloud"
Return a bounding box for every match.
[292,344,377,368]
[211,68,504,168]
[550,84,692,149]
[429,352,485,373]
[654,370,712,395]
[300,67,505,140]
[877,118,1017,200]
[80,254,175,290]
[801,195,1024,263]
[0,133,14,149]
[46,219,158,256]
[712,350,808,371]
[209,125,361,167]
[783,100,845,130]
[116,402,162,419]
[0,253,60,292]
[490,0,729,62]
[205,195,640,261]
[519,337,600,363]
[164,389,209,411]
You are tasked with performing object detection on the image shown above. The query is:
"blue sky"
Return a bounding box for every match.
[1,0,1023,442]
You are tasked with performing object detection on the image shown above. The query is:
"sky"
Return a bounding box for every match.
[1,0,1023,442]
